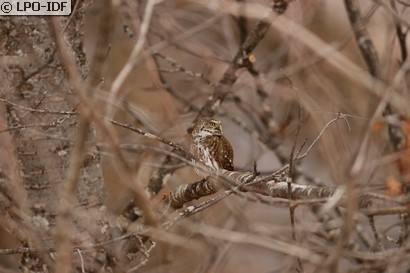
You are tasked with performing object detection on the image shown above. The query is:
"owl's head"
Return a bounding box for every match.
[192,117,223,138]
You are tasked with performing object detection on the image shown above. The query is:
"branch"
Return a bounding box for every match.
[166,178,218,209]
[390,0,408,63]
[0,98,77,115]
[109,119,188,157]
[107,0,157,118]
[197,14,275,118]
[343,0,380,78]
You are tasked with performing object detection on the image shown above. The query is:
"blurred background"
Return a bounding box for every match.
[3,0,401,272]
[81,0,410,272]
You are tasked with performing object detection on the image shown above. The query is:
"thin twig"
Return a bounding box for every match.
[0,98,77,115]
[288,104,304,273]
[390,0,408,63]
[76,249,86,273]
[344,0,381,78]
[297,113,345,160]
[109,119,187,155]
[107,0,157,118]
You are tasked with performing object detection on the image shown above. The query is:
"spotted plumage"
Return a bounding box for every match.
[191,117,234,175]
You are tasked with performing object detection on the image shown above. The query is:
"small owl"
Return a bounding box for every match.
[191,116,234,175]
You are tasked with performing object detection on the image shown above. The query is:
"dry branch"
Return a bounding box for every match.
[343,0,381,78]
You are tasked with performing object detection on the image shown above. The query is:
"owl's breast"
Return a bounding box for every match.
[191,135,234,172]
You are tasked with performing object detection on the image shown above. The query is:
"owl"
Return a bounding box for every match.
[191,116,234,175]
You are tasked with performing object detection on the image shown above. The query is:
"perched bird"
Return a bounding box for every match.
[191,116,234,175]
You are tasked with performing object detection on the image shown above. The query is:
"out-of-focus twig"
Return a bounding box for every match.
[107,0,157,118]
[390,0,408,63]
[197,2,284,119]
[344,0,381,78]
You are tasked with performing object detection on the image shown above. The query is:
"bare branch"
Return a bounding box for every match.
[344,0,381,78]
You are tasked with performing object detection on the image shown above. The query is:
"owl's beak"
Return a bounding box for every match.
[208,127,222,136]
[214,125,223,136]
